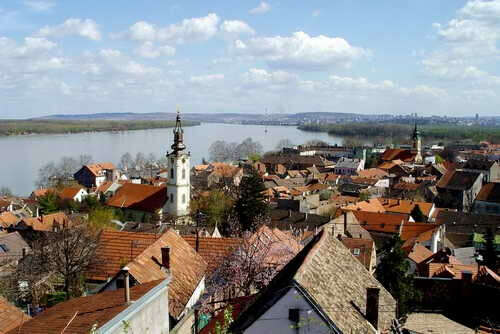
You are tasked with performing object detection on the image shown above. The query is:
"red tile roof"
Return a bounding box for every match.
[7,280,163,334]
[58,187,84,201]
[21,212,71,231]
[381,149,416,162]
[106,183,167,213]
[89,229,207,319]
[85,162,116,176]
[0,212,19,227]
[0,297,30,334]
[406,244,434,264]
[340,238,374,271]
[182,236,242,274]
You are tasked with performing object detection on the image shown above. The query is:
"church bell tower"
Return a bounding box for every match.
[164,110,190,217]
[412,122,423,164]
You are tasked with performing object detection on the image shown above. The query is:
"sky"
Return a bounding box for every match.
[0,0,499,118]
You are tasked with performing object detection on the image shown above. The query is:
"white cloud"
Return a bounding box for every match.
[190,73,224,84]
[129,21,157,41]
[460,0,500,20]
[135,42,175,58]
[249,2,271,14]
[220,20,255,36]
[242,68,297,87]
[24,1,55,12]
[38,18,101,40]
[234,31,369,70]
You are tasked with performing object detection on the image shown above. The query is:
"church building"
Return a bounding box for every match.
[164,111,191,217]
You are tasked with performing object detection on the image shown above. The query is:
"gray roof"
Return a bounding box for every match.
[232,228,395,333]
[335,158,362,169]
[0,232,30,263]
[453,247,477,265]
[404,313,474,334]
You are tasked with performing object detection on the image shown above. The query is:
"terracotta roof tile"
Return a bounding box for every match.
[357,168,389,179]
[0,297,30,333]
[340,238,374,271]
[21,212,71,231]
[89,229,207,319]
[406,244,434,264]
[183,236,242,274]
[58,187,84,201]
[378,198,433,218]
[7,280,162,334]
[0,212,19,227]
[85,162,116,176]
[381,149,416,162]
[106,183,166,213]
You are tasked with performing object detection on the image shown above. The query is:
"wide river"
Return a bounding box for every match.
[0,123,343,196]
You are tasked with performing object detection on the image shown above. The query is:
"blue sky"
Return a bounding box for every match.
[1,0,499,118]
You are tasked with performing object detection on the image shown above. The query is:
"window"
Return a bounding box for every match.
[182,168,186,179]
[182,194,186,204]
[353,248,360,256]
[170,194,174,203]
[170,168,174,179]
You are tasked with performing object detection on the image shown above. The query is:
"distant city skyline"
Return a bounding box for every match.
[1,0,500,118]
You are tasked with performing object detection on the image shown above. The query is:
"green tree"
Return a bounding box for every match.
[234,170,268,233]
[0,186,13,197]
[38,191,60,214]
[359,192,370,201]
[482,228,497,272]
[88,207,118,231]
[410,204,426,222]
[376,235,420,317]
[191,190,233,226]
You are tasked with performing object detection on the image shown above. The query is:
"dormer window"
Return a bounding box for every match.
[353,248,360,256]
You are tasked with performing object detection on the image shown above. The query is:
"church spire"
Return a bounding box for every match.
[171,108,186,155]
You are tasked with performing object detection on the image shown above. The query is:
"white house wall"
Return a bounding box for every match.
[244,287,330,334]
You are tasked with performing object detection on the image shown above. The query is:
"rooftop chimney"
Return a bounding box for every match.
[366,287,380,330]
[122,266,131,304]
[343,212,348,235]
[22,247,27,258]
[161,247,170,270]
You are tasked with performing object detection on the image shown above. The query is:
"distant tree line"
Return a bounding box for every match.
[0,120,199,137]
[299,123,500,144]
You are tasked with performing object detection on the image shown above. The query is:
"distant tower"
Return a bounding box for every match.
[412,122,423,164]
[164,109,190,217]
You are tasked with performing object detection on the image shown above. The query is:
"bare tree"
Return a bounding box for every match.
[203,226,300,309]
[236,138,263,160]
[275,139,294,151]
[78,154,94,166]
[0,186,13,196]
[119,152,134,171]
[134,152,146,170]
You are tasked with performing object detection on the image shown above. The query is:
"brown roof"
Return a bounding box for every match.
[106,183,167,213]
[85,162,116,176]
[437,170,481,190]
[58,187,84,201]
[7,280,163,334]
[183,236,241,274]
[357,168,389,179]
[393,182,421,191]
[406,244,434,264]
[0,212,19,227]
[89,229,207,319]
[0,297,30,333]
[210,163,242,178]
[340,238,374,271]
[476,182,500,203]
[381,149,416,162]
[21,212,71,231]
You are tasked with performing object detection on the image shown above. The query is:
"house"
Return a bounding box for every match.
[340,237,376,274]
[358,168,389,179]
[0,212,20,230]
[436,170,483,211]
[378,161,409,178]
[58,186,88,202]
[380,148,417,162]
[230,229,397,333]
[0,297,30,333]
[74,162,118,188]
[0,199,13,213]
[461,159,500,182]
[207,163,244,188]
[8,278,170,334]
[106,183,167,222]
[260,154,333,172]
[333,157,365,175]
[0,231,30,264]
[404,243,434,274]
[29,188,54,200]
[89,229,207,326]
[473,182,500,215]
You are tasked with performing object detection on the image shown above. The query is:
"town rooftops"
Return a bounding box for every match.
[335,157,363,169]
[378,198,434,218]
[437,170,482,190]
[7,279,165,334]
[476,182,500,203]
[85,162,116,176]
[0,232,30,262]
[231,229,396,333]
[260,154,333,167]
[463,159,495,170]
[381,148,416,162]
[357,168,389,179]
[0,212,19,228]
[89,229,207,319]
[106,183,167,213]
[435,211,499,234]
[20,212,71,231]
[340,237,374,271]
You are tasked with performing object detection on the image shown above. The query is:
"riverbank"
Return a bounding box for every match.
[0,120,200,137]
[298,123,500,144]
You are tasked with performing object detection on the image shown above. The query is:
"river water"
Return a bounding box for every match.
[0,123,343,196]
